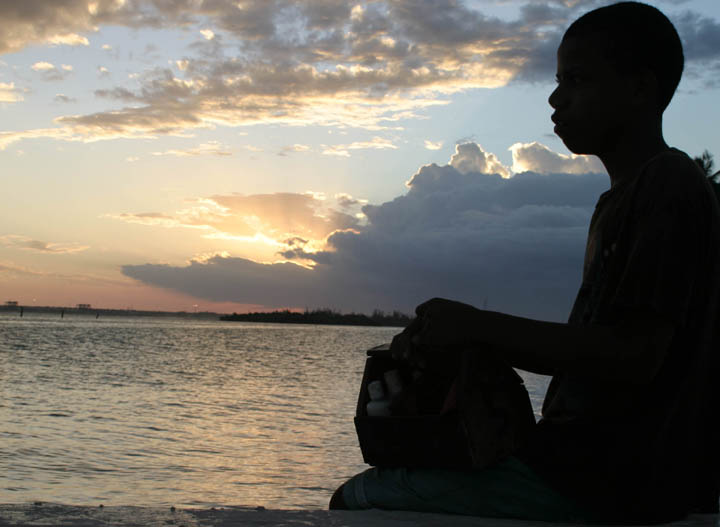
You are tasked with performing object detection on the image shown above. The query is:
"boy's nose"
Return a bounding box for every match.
[548,86,563,109]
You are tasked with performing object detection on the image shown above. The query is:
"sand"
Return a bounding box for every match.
[0,503,718,527]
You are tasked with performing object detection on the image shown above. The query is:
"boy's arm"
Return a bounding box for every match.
[392,298,674,384]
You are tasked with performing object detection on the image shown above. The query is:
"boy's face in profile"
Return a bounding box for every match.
[550,33,637,157]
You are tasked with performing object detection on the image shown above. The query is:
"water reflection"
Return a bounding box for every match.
[1,314,550,508]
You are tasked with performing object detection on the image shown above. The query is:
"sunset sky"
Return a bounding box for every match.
[1,0,719,320]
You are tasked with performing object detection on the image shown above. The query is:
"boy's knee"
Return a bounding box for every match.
[329,483,349,510]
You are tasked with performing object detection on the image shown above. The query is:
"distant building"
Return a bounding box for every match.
[77,303,92,309]
[5,300,19,306]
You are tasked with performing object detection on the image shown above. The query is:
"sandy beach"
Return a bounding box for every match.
[0,503,718,527]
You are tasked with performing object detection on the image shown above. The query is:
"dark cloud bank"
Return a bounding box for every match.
[123,148,609,322]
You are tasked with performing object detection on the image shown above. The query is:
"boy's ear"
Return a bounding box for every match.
[632,68,661,112]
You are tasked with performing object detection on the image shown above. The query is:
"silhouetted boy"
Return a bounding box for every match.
[331,2,720,522]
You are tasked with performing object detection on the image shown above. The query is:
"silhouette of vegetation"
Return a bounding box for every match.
[694,150,720,202]
[220,308,412,327]
[694,150,715,178]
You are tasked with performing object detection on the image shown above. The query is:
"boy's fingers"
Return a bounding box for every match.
[390,332,407,359]
[391,328,417,360]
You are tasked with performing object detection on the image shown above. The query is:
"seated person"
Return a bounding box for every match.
[330,2,720,523]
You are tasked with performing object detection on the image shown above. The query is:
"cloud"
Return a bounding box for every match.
[424,140,443,150]
[510,141,605,174]
[674,10,720,85]
[321,137,397,157]
[335,193,368,210]
[152,141,232,157]
[447,142,511,178]
[0,0,130,55]
[54,94,77,103]
[0,1,547,147]
[124,257,326,309]
[0,127,77,151]
[0,259,130,287]
[0,82,22,103]
[122,143,609,320]
[240,144,263,152]
[676,11,720,62]
[31,61,55,71]
[48,33,89,46]
[278,144,311,156]
[2,1,718,149]
[0,235,90,254]
[107,211,186,228]
[31,61,72,81]
[110,192,366,251]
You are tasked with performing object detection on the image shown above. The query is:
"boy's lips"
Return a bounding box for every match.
[551,114,568,134]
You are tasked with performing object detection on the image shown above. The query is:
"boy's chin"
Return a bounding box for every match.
[558,136,598,157]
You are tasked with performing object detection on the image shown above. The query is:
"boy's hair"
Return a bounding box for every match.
[563,1,684,112]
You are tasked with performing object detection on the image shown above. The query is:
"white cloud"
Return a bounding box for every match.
[322,147,351,158]
[31,61,55,71]
[31,61,72,81]
[510,141,605,174]
[448,142,511,178]
[47,33,89,46]
[0,82,22,103]
[322,137,397,157]
[290,144,311,152]
[200,29,215,40]
[0,128,76,151]
[424,140,443,150]
[152,141,232,157]
[122,143,610,319]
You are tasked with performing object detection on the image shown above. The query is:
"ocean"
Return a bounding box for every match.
[1,313,550,509]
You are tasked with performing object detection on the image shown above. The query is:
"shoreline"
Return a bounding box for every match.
[0,306,411,327]
[0,503,716,527]
[0,305,221,320]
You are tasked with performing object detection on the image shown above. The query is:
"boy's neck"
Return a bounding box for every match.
[598,119,670,187]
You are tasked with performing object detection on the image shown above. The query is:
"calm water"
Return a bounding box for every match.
[1,313,550,509]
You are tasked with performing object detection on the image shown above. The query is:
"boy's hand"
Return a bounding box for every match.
[390,298,480,365]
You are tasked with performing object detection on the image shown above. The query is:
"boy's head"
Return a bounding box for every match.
[550,2,684,156]
[563,1,684,113]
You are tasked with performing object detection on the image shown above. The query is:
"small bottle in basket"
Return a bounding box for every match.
[366,380,391,416]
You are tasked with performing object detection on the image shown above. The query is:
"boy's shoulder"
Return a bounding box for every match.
[637,148,712,207]
[643,148,706,188]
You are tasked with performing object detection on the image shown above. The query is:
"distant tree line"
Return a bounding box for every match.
[220,308,413,327]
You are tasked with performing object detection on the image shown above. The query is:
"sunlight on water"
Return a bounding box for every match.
[0,313,550,509]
